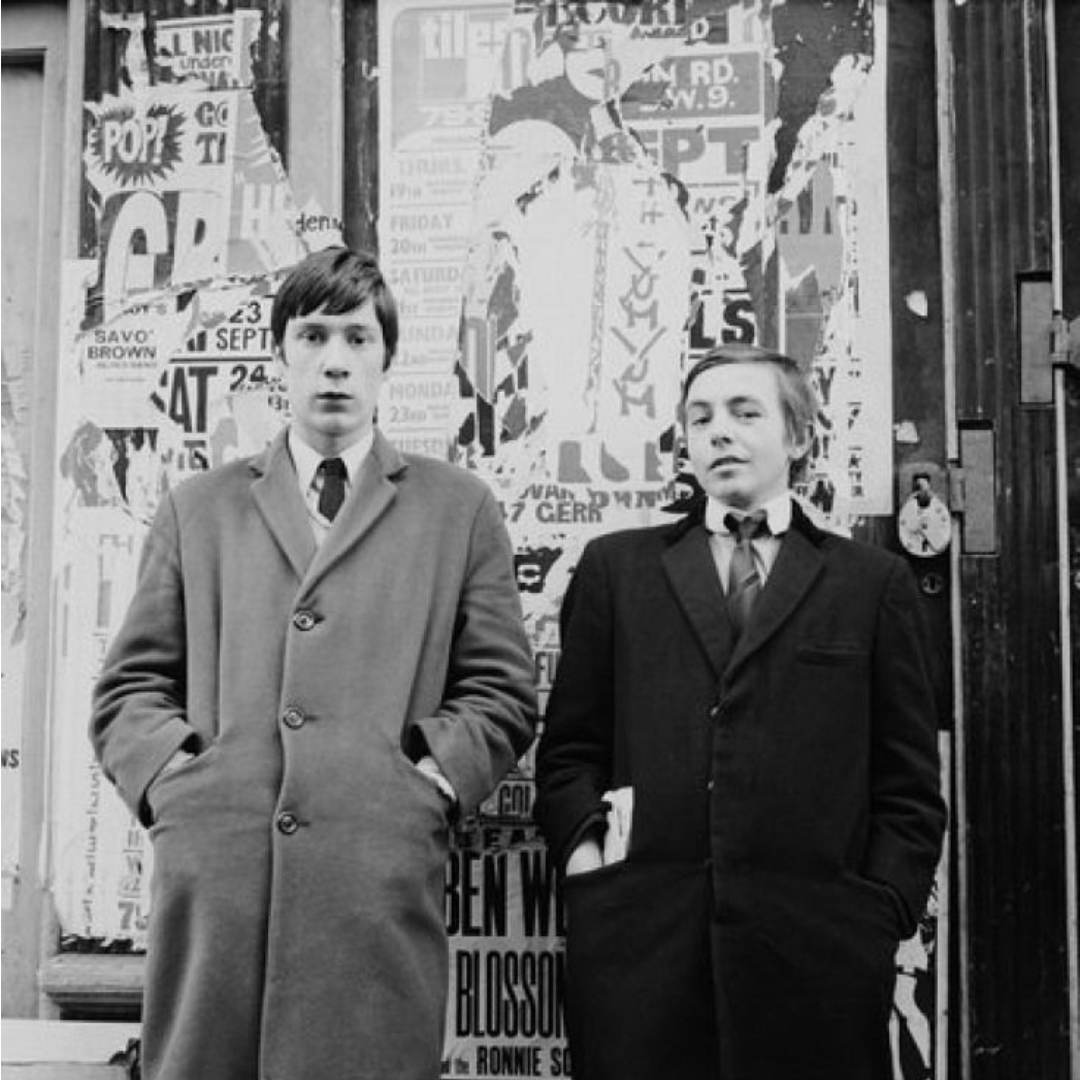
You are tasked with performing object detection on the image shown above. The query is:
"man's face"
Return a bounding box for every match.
[276,300,387,456]
[684,361,806,510]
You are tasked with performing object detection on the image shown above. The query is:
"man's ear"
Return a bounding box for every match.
[272,342,286,376]
[788,424,813,462]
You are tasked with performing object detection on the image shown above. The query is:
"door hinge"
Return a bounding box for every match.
[956,422,997,555]
[1018,273,1078,399]
[1051,311,1080,372]
[947,466,967,514]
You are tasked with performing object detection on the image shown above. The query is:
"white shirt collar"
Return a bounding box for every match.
[287,427,374,491]
[705,490,793,537]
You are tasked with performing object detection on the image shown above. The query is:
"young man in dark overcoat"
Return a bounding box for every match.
[535,343,946,1080]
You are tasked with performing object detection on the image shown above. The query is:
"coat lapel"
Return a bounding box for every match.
[250,430,317,581]
[301,429,406,589]
[725,503,825,677]
[661,520,734,680]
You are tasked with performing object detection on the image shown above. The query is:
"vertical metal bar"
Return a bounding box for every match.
[933,4,970,1080]
[935,1,959,467]
[37,0,90,1018]
[1045,1,1080,1071]
[935,731,953,1080]
[1054,363,1079,1078]
[288,0,343,222]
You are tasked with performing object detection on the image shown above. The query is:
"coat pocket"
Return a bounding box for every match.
[795,643,869,666]
[848,870,907,940]
[563,860,707,964]
[146,742,221,825]
[562,861,715,1080]
[391,748,453,819]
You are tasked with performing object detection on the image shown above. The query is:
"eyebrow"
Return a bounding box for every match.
[292,317,378,330]
[686,393,764,411]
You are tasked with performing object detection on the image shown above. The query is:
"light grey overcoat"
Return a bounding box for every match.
[91,429,537,1080]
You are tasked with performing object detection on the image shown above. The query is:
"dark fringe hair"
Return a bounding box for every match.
[270,247,398,370]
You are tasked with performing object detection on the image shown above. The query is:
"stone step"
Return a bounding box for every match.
[1,1020,140,1079]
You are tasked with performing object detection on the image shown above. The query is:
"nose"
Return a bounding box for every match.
[709,418,733,444]
[319,337,351,378]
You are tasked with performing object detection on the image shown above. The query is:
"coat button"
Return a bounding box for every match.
[282,707,305,729]
[277,812,300,835]
[708,703,723,721]
[293,610,316,631]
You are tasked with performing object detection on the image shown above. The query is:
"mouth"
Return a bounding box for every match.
[710,455,746,471]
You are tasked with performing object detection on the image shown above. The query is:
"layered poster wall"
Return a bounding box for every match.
[47,2,942,1078]
[51,0,305,946]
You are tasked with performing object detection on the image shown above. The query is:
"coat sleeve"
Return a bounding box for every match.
[412,489,537,813]
[864,557,948,933]
[90,494,200,826]
[533,539,615,869]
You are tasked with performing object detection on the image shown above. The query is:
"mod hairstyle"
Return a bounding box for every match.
[270,247,399,370]
[680,343,819,483]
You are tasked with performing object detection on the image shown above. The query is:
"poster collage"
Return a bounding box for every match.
[1,1,945,1077]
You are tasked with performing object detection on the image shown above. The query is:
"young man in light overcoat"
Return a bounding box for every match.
[92,247,537,1080]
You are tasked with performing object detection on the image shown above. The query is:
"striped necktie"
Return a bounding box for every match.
[724,510,769,633]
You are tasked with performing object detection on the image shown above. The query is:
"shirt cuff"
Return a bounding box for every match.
[415,755,457,804]
[559,809,609,872]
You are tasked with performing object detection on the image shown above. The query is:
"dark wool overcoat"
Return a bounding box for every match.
[535,500,946,1080]
[91,429,537,1080]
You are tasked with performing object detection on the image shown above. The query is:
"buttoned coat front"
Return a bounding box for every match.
[535,500,947,1080]
[91,430,537,1080]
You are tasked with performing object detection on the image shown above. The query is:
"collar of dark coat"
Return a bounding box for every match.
[660,493,828,680]
[663,492,826,547]
[248,426,408,482]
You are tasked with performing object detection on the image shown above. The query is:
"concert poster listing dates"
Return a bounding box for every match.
[443,826,570,1078]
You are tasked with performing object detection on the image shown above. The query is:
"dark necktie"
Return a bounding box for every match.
[317,457,347,522]
[724,510,769,634]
